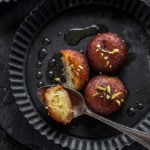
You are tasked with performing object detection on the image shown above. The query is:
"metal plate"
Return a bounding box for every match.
[9,0,150,149]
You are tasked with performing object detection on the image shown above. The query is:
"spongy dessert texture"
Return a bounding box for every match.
[61,56,76,90]
[61,50,89,91]
[44,85,73,125]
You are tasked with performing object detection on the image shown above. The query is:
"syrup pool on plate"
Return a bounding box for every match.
[64,24,108,45]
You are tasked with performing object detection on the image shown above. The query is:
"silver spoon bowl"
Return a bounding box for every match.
[37,85,150,150]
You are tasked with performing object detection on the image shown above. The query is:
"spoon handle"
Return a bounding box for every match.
[84,109,150,150]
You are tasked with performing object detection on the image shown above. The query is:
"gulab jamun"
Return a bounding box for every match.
[44,84,73,125]
[61,49,90,91]
[86,32,127,74]
[84,75,127,115]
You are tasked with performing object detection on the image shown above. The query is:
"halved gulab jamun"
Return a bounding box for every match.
[61,50,90,90]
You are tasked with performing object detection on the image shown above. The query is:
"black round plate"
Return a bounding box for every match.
[9,0,150,149]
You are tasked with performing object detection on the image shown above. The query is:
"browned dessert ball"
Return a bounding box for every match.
[86,32,127,74]
[84,75,127,115]
[61,49,90,91]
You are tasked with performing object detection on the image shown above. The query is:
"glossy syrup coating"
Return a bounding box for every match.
[86,32,128,74]
[84,75,127,115]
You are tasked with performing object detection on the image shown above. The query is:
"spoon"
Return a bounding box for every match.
[37,85,150,149]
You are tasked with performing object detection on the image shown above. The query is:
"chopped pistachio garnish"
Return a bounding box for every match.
[106,95,111,100]
[106,61,110,66]
[109,65,112,68]
[76,72,79,76]
[96,44,101,49]
[112,92,121,99]
[96,44,101,52]
[100,47,120,55]
[101,53,104,56]
[54,93,59,96]
[70,64,74,68]
[101,48,109,53]
[106,85,111,94]
[77,68,81,72]
[93,92,99,97]
[97,86,106,91]
[104,56,109,60]
[121,99,124,102]
[109,48,119,54]
[45,106,48,109]
[54,77,61,82]
[116,100,121,106]
[79,65,84,70]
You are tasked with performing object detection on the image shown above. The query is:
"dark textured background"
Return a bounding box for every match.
[0,0,149,150]
[0,127,29,150]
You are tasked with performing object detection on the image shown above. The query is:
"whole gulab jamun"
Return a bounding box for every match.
[84,75,127,115]
[86,32,127,74]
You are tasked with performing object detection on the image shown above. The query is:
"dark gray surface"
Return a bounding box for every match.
[0,127,29,150]
[0,0,149,150]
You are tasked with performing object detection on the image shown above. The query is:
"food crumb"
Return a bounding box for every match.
[54,77,61,82]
